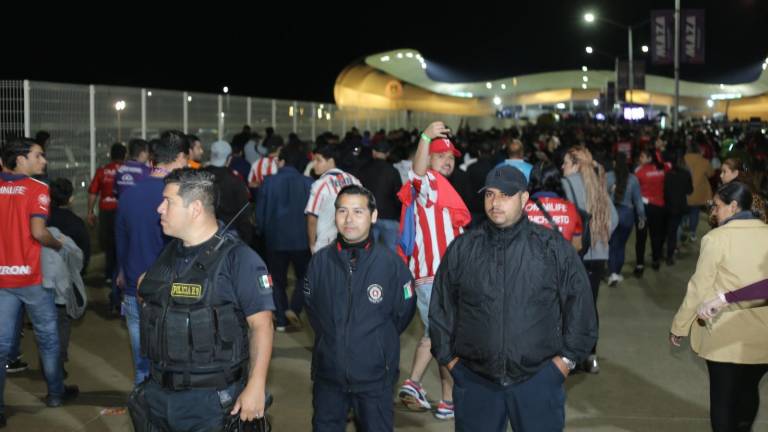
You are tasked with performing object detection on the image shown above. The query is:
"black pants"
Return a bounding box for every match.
[635,204,667,265]
[140,377,244,431]
[583,260,605,354]
[56,304,70,363]
[266,249,311,326]
[452,361,565,432]
[312,382,393,432]
[98,209,117,280]
[706,360,768,432]
[666,212,684,260]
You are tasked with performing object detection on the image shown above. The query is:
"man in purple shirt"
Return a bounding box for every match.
[116,131,188,385]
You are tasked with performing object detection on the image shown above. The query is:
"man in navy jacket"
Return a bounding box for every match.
[305,185,415,432]
[255,145,313,330]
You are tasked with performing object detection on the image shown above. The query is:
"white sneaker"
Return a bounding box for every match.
[608,273,623,287]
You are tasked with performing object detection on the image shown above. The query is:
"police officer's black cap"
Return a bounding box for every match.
[479,165,528,196]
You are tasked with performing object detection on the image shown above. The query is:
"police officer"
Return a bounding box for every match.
[128,168,274,431]
[304,185,416,432]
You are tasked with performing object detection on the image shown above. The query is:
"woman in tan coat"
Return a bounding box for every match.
[684,143,714,241]
[670,181,768,432]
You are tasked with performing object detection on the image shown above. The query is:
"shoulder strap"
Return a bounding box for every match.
[531,196,564,239]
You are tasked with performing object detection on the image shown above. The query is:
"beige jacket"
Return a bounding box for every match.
[685,153,714,206]
[670,219,768,364]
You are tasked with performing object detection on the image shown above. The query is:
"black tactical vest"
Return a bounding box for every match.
[139,234,249,389]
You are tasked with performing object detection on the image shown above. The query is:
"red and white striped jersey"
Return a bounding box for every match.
[0,173,50,288]
[248,157,279,186]
[305,168,361,252]
[405,170,464,286]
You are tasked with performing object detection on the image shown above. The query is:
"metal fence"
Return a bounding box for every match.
[0,79,512,216]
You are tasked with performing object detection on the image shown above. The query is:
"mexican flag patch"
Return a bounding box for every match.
[258,274,273,290]
[403,281,414,300]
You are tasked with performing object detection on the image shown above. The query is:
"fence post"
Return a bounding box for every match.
[89,85,96,179]
[218,95,224,141]
[311,102,316,140]
[271,100,276,130]
[247,97,252,126]
[183,92,189,134]
[141,88,147,139]
[23,80,31,138]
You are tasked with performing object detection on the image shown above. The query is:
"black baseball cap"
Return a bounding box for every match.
[479,165,528,196]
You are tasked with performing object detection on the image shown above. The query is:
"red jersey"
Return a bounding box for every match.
[88,161,121,211]
[0,173,50,288]
[635,163,670,207]
[525,194,583,241]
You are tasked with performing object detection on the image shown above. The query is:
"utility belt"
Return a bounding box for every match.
[150,364,246,391]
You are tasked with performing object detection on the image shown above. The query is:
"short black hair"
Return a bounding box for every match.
[50,178,73,207]
[278,145,306,170]
[153,130,189,165]
[34,131,50,147]
[1,138,38,170]
[164,168,217,215]
[110,142,127,161]
[314,144,337,162]
[334,185,377,213]
[128,138,149,160]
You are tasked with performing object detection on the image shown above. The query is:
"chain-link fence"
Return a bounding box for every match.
[3,80,513,216]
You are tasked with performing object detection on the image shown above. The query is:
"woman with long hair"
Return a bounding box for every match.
[671,181,768,432]
[606,152,645,286]
[561,145,618,373]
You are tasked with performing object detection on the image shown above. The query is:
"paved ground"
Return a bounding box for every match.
[4,223,768,431]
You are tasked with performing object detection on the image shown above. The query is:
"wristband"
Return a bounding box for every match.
[420,133,431,142]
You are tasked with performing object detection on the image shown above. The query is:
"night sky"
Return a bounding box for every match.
[7,0,767,103]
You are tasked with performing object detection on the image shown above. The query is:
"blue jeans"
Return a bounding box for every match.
[124,295,149,385]
[452,361,565,432]
[7,307,23,362]
[0,285,64,412]
[372,219,400,252]
[608,205,635,275]
[688,206,701,237]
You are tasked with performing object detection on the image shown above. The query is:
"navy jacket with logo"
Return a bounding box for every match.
[304,239,415,391]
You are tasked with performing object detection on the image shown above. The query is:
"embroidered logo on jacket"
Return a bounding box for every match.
[367,284,383,304]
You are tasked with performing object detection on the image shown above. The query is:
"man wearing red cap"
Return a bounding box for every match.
[397,121,470,420]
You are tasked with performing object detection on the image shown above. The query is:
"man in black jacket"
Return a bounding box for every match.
[429,165,597,432]
[305,185,415,432]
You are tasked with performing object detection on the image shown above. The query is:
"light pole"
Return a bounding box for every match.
[584,11,648,100]
[585,46,619,108]
[114,100,126,143]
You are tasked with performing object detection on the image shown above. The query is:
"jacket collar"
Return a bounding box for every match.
[720,210,757,226]
[333,234,374,268]
[0,172,28,181]
[482,216,529,244]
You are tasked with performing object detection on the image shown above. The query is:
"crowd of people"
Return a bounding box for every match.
[1,117,767,431]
